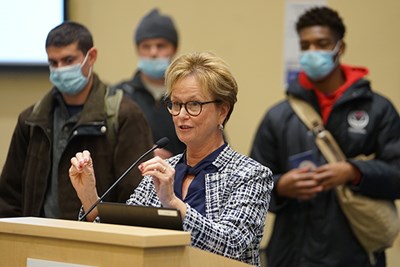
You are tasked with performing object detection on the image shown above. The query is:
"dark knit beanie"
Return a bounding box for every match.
[135,8,178,47]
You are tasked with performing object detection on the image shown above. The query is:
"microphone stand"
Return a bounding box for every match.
[79,137,169,221]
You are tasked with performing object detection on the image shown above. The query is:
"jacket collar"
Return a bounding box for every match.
[132,70,147,92]
[287,66,374,107]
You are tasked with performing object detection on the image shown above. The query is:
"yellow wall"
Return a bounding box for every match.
[0,0,399,265]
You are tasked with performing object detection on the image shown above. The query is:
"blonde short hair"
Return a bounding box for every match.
[165,51,238,125]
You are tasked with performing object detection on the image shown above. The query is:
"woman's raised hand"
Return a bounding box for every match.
[69,150,99,210]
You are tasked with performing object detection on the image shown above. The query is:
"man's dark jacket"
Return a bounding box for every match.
[115,71,185,155]
[251,68,400,267]
[0,74,153,220]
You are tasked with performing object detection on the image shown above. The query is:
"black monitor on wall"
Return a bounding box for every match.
[0,0,68,69]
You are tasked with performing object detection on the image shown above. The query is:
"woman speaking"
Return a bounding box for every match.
[69,51,273,266]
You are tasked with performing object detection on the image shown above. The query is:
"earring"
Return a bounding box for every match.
[218,124,224,130]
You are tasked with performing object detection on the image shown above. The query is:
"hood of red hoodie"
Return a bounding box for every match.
[296,65,370,124]
[299,64,369,91]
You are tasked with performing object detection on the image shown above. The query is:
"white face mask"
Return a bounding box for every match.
[49,53,92,95]
[138,57,170,79]
[300,41,341,81]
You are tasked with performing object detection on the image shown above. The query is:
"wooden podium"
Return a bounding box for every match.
[0,217,250,267]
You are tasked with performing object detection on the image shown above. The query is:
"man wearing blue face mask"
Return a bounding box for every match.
[0,22,153,220]
[251,6,400,267]
[114,8,185,159]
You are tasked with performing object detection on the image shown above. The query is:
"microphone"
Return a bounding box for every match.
[79,137,170,221]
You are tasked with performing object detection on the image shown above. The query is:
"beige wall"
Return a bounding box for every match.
[0,0,399,265]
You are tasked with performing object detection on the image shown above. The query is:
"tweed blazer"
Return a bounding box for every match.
[126,145,273,266]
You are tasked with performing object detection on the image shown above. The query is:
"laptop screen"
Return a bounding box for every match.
[97,202,183,231]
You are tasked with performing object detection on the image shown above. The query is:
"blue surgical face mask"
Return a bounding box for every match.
[138,57,170,79]
[49,53,92,95]
[300,42,341,81]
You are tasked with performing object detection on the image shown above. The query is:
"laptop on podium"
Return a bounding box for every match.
[97,202,183,231]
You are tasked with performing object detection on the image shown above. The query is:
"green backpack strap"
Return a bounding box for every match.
[104,86,124,146]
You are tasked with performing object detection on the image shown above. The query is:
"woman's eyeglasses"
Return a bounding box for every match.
[166,100,220,116]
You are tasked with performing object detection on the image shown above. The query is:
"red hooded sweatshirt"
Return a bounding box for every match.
[299,65,369,125]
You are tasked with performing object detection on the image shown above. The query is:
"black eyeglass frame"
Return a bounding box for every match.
[165,100,221,116]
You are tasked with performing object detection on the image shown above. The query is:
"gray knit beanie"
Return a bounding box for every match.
[134,8,178,47]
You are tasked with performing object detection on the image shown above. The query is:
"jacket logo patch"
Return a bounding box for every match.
[347,110,369,134]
